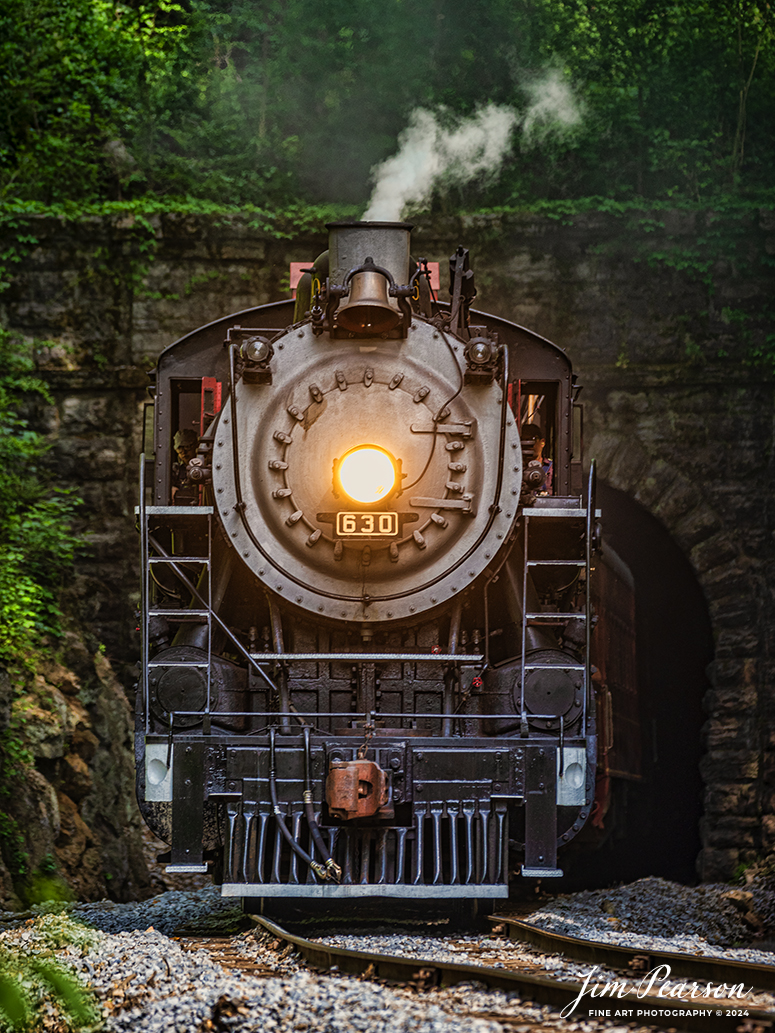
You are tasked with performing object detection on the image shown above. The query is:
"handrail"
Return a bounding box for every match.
[585,459,597,725]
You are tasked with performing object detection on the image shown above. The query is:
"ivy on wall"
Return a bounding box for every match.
[0,329,81,672]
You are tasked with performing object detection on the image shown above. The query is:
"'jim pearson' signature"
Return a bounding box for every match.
[561,963,752,1018]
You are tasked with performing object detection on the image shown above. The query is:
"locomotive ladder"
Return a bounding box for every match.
[137,455,215,742]
[517,462,597,879]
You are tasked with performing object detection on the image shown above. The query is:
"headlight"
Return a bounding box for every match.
[336,445,396,504]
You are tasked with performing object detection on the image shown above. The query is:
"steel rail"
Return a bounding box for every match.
[248,915,774,1033]
[490,914,775,991]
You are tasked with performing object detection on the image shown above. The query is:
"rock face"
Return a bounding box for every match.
[0,634,151,907]
[0,209,773,883]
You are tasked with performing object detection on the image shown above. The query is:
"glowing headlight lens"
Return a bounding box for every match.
[338,446,396,504]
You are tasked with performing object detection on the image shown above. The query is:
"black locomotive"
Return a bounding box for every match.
[136,220,635,902]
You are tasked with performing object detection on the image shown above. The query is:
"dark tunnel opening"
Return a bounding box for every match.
[562,481,713,888]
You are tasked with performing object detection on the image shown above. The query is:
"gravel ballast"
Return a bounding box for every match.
[1,878,773,1032]
[523,876,775,962]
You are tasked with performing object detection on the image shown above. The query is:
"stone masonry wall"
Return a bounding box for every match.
[1,209,773,882]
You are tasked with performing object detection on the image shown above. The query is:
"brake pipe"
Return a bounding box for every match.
[269,728,327,880]
[303,726,342,882]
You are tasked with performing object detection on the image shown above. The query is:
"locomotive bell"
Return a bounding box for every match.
[336,268,400,334]
[328,221,411,335]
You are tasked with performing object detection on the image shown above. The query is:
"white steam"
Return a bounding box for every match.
[521,69,582,143]
[362,105,517,222]
[362,71,582,222]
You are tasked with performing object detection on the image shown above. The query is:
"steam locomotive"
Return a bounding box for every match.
[136,220,638,902]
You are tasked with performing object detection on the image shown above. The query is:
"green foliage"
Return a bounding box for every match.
[0,815,28,880]
[24,873,76,908]
[0,971,29,1030]
[30,912,99,953]
[0,714,33,782]
[0,929,100,1031]
[0,329,81,671]
[0,0,192,204]
[508,0,775,202]
[1,0,774,207]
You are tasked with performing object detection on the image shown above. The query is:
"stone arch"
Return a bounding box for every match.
[594,482,710,883]
[587,408,765,881]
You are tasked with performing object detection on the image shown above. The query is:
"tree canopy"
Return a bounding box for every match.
[1,0,773,209]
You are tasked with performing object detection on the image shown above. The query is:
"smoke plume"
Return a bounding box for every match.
[362,73,582,221]
[362,105,516,222]
[521,69,582,143]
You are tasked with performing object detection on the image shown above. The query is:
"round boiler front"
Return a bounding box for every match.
[212,319,521,623]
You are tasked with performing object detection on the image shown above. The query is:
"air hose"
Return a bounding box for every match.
[269,727,327,880]
[303,726,342,882]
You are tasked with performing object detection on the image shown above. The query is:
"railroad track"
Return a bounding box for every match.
[172,908,775,1033]
[176,933,279,977]
[226,913,774,1033]
[490,914,775,993]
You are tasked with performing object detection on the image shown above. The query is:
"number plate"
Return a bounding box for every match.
[336,512,398,537]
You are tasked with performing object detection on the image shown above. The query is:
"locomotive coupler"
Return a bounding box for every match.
[325,759,393,821]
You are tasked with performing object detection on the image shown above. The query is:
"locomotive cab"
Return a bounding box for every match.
[136,221,603,899]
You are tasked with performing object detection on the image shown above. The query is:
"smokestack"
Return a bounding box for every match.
[327,221,412,335]
[327,221,412,285]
